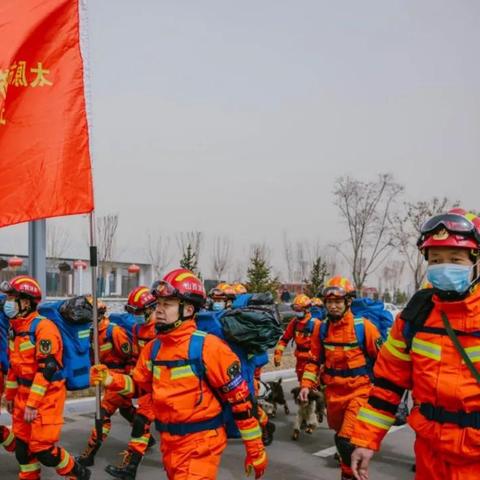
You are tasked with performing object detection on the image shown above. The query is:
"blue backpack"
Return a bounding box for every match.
[351,298,393,341]
[150,309,268,438]
[37,300,92,390]
[310,306,326,321]
[0,294,9,375]
[107,312,136,343]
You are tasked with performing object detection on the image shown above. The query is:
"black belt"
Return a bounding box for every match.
[420,403,480,429]
[17,377,33,387]
[296,346,310,352]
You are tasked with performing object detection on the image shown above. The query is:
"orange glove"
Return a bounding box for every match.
[273,352,282,367]
[244,438,268,479]
[90,364,112,386]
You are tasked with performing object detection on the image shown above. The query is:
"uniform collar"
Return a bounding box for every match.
[10,310,39,332]
[157,319,197,344]
[433,284,480,317]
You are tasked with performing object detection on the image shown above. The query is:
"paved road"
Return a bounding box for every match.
[0,378,415,479]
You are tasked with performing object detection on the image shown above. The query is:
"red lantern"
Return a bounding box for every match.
[73,259,88,270]
[128,264,140,274]
[8,256,23,269]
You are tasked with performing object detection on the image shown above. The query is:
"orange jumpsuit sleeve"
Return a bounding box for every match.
[107,340,154,397]
[274,318,296,356]
[350,315,413,450]
[300,320,323,388]
[112,325,133,361]
[5,369,18,401]
[363,319,382,360]
[27,320,63,409]
[203,335,263,444]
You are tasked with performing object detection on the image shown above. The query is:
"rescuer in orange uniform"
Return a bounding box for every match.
[351,209,480,480]
[274,294,319,381]
[91,268,268,480]
[77,301,136,466]
[0,368,16,454]
[299,276,382,480]
[1,275,90,480]
[104,286,158,479]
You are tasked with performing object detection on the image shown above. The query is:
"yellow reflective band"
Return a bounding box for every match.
[252,451,267,466]
[20,463,41,473]
[464,345,480,364]
[102,425,111,434]
[6,380,18,389]
[134,287,149,302]
[239,426,262,441]
[302,371,317,383]
[100,342,113,352]
[193,330,207,337]
[19,341,35,352]
[146,360,152,371]
[324,344,335,351]
[153,366,161,380]
[171,365,195,380]
[9,340,14,351]
[175,272,197,282]
[276,344,285,352]
[354,318,364,325]
[384,337,411,362]
[57,451,71,470]
[78,329,90,339]
[30,384,47,396]
[1,431,14,447]
[357,407,395,430]
[131,435,149,446]
[119,375,134,396]
[411,338,441,361]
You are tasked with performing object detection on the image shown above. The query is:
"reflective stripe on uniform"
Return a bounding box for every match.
[146,360,153,372]
[357,407,396,430]
[30,384,47,396]
[464,345,480,364]
[411,338,441,361]
[119,375,134,396]
[6,380,18,389]
[170,365,195,380]
[78,329,90,339]
[130,435,149,446]
[19,341,35,352]
[57,450,71,470]
[20,463,41,473]
[302,371,317,383]
[384,335,411,362]
[276,344,285,352]
[239,425,262,441]
[100,342,113,352]
[1,430,14,447]
[153,366,160,380]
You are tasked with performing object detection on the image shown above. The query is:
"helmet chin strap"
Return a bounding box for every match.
[155,301,194,334]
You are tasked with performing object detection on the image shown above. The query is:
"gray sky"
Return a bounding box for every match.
[2,0,480,282]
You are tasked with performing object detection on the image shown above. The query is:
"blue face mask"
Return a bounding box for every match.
[426,263,473,293]
[212,302,225,312]
[3,300,19,319]
[134,314,146,325]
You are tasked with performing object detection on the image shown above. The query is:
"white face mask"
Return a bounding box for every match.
[4,300,19,319]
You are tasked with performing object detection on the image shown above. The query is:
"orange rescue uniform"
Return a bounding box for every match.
[301,311,381,477]
[0,369,16,453]
[108,320,265,479]
[274,313,319,381]
[5,312,75,479]
[351,287,480,480]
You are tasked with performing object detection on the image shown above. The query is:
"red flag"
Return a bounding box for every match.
[0,0,94,227]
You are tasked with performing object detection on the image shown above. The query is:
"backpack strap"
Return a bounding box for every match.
[29,316,43,345]
[353,317,367,356]
[105,323,114,345]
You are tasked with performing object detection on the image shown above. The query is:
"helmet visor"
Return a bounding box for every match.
[0,281,13,295]
[323,286,347,298]
[421,213,476,237]
[151,280,178,299]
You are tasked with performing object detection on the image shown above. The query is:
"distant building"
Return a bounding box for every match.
[0,254,152,298]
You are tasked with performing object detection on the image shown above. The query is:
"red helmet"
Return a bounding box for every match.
[0,275,42,303]
[292,294,311,310]
[152,268,206,308]
[417,209,480,254]
[323,276,355,299]
[126,286,157,313]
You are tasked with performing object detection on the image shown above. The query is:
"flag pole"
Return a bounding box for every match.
[89,211,103,447]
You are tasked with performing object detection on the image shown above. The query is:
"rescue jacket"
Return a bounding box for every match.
[275,313,317,360]
[97,317,133,372]
[132,321,156,359]
[301,311,381,389]
[351,287,480,462]
[109,320,262,442]
[5,311,65,411]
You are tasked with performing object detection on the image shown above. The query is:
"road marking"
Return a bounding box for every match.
[313,425,407,457]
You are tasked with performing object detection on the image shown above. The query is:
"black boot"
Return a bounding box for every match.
[105,450,143,480]
[68,460,92,480]
[262,420,276,446]
[147,435,156,449]
[76,443,100,467]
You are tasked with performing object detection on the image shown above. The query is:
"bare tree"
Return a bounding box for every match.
[211,236,232,280]
[146,232,172,280]
[380,260,405,295]
[97,214,119,294]
[392,197,459,290]
[47,223,71,260]
[283,233,295,282]
[334,174,403,290]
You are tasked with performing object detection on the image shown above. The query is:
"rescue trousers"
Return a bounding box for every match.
[160,427,227,480]
[127,393,155,456]
[414,435,480,480]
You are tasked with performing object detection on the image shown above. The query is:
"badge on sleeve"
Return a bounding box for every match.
[39,339,52,355]
[375,337,384,350]
[227,361,241,380]
[121,342,131,355]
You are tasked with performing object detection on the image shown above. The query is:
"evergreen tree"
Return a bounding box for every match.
[305,256,329,297]
[246,246,279,295]
[179,243,200,276]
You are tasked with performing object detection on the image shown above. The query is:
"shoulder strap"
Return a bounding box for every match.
[106,323,114,344]
[441,311,480,385]
[319,320,328,340]
[150,338,161,363]
[188,330,207,378]
[305,318,314,335]
[29,316,43,345]
[353,317,366,347]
